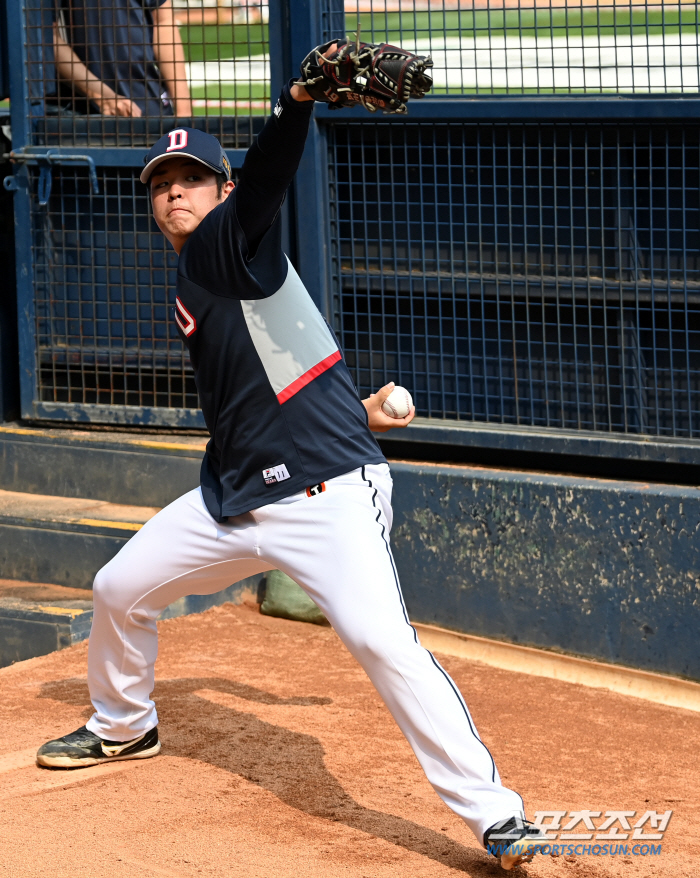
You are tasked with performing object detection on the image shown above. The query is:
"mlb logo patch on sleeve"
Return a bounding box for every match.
[263,463,291,486]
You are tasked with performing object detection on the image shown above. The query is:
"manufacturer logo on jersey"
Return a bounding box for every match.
[174,297,197,337]
[166,129,188,151]
[306,483,326,497]
[273,101,282,118]
[263,463,290,485]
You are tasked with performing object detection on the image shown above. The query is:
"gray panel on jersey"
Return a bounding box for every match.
[241,258,339,403]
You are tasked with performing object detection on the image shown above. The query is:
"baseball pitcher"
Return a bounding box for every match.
[37,40,547,870]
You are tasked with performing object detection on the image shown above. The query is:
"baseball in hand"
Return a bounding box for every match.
[381,386,413,419]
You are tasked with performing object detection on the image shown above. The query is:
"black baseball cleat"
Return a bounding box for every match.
[484,815,549,870]
[36,725,161,768]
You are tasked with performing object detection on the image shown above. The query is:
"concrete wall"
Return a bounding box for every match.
[1,427,697,679]
[390,463,700,681]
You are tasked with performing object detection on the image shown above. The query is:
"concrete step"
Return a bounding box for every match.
[0,574,264,669]
[0,424,203,508]
[0,488,159,588]
[0,580,93,667]
[0,426,269,667]
[2,425,698,680]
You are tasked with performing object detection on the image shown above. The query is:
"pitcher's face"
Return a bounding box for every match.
[150,156,234,253]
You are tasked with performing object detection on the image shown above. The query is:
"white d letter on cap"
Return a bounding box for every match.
[166,129,188,152]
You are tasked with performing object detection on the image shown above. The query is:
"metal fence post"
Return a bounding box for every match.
[286,0,344,317]
[268,0,294,260]
[268,0,291,98]
[4,0,37,420]
[0,1,9,102]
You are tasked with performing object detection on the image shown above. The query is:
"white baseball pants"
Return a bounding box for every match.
[86,463,524,842]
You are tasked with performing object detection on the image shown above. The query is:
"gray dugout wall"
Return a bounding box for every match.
[390,462,699,680]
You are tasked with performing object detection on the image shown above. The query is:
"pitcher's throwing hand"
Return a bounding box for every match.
[363,382,415,432]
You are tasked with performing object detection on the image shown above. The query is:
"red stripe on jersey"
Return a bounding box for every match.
[174,297,197,337]
[276,350,342,404]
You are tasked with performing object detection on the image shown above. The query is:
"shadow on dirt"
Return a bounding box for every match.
[39,676,505,875]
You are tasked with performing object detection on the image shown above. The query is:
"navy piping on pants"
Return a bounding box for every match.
[360,465,500,784]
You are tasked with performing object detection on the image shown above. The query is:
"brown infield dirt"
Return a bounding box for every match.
[0,602,695,878]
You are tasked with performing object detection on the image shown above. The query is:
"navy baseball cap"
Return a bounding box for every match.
[140,127,232,184]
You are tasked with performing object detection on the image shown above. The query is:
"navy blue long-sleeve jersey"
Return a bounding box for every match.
[175,85,386,520]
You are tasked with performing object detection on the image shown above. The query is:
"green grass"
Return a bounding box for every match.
[191,83,268,100]
[191,105,268,116]
[354,7,700,40]
[180,23,268,62]
[178,7,700,67]
[190,83,269,115]
[13,3,694,121]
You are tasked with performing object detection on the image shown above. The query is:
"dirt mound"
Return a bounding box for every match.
[0,603,694,877]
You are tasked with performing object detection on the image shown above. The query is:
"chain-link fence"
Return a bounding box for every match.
[342,0,700,95]
[24,0,269,147]
[6,0,700,450]
[330,119,699,437]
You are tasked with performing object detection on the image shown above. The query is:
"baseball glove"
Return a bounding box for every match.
[297,38,433,114]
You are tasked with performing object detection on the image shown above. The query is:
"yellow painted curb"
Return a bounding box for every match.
[0,427,38,437]
[132,440,206,452]
[34,606,88,618]
[77,518,143,531]
[0,425,205,453]
[414,622,700,713]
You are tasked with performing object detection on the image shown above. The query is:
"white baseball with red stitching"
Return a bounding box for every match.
[381,385,413,419]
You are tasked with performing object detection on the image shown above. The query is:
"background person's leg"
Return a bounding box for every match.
[87,488,272,741]
[256,465,524,844]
